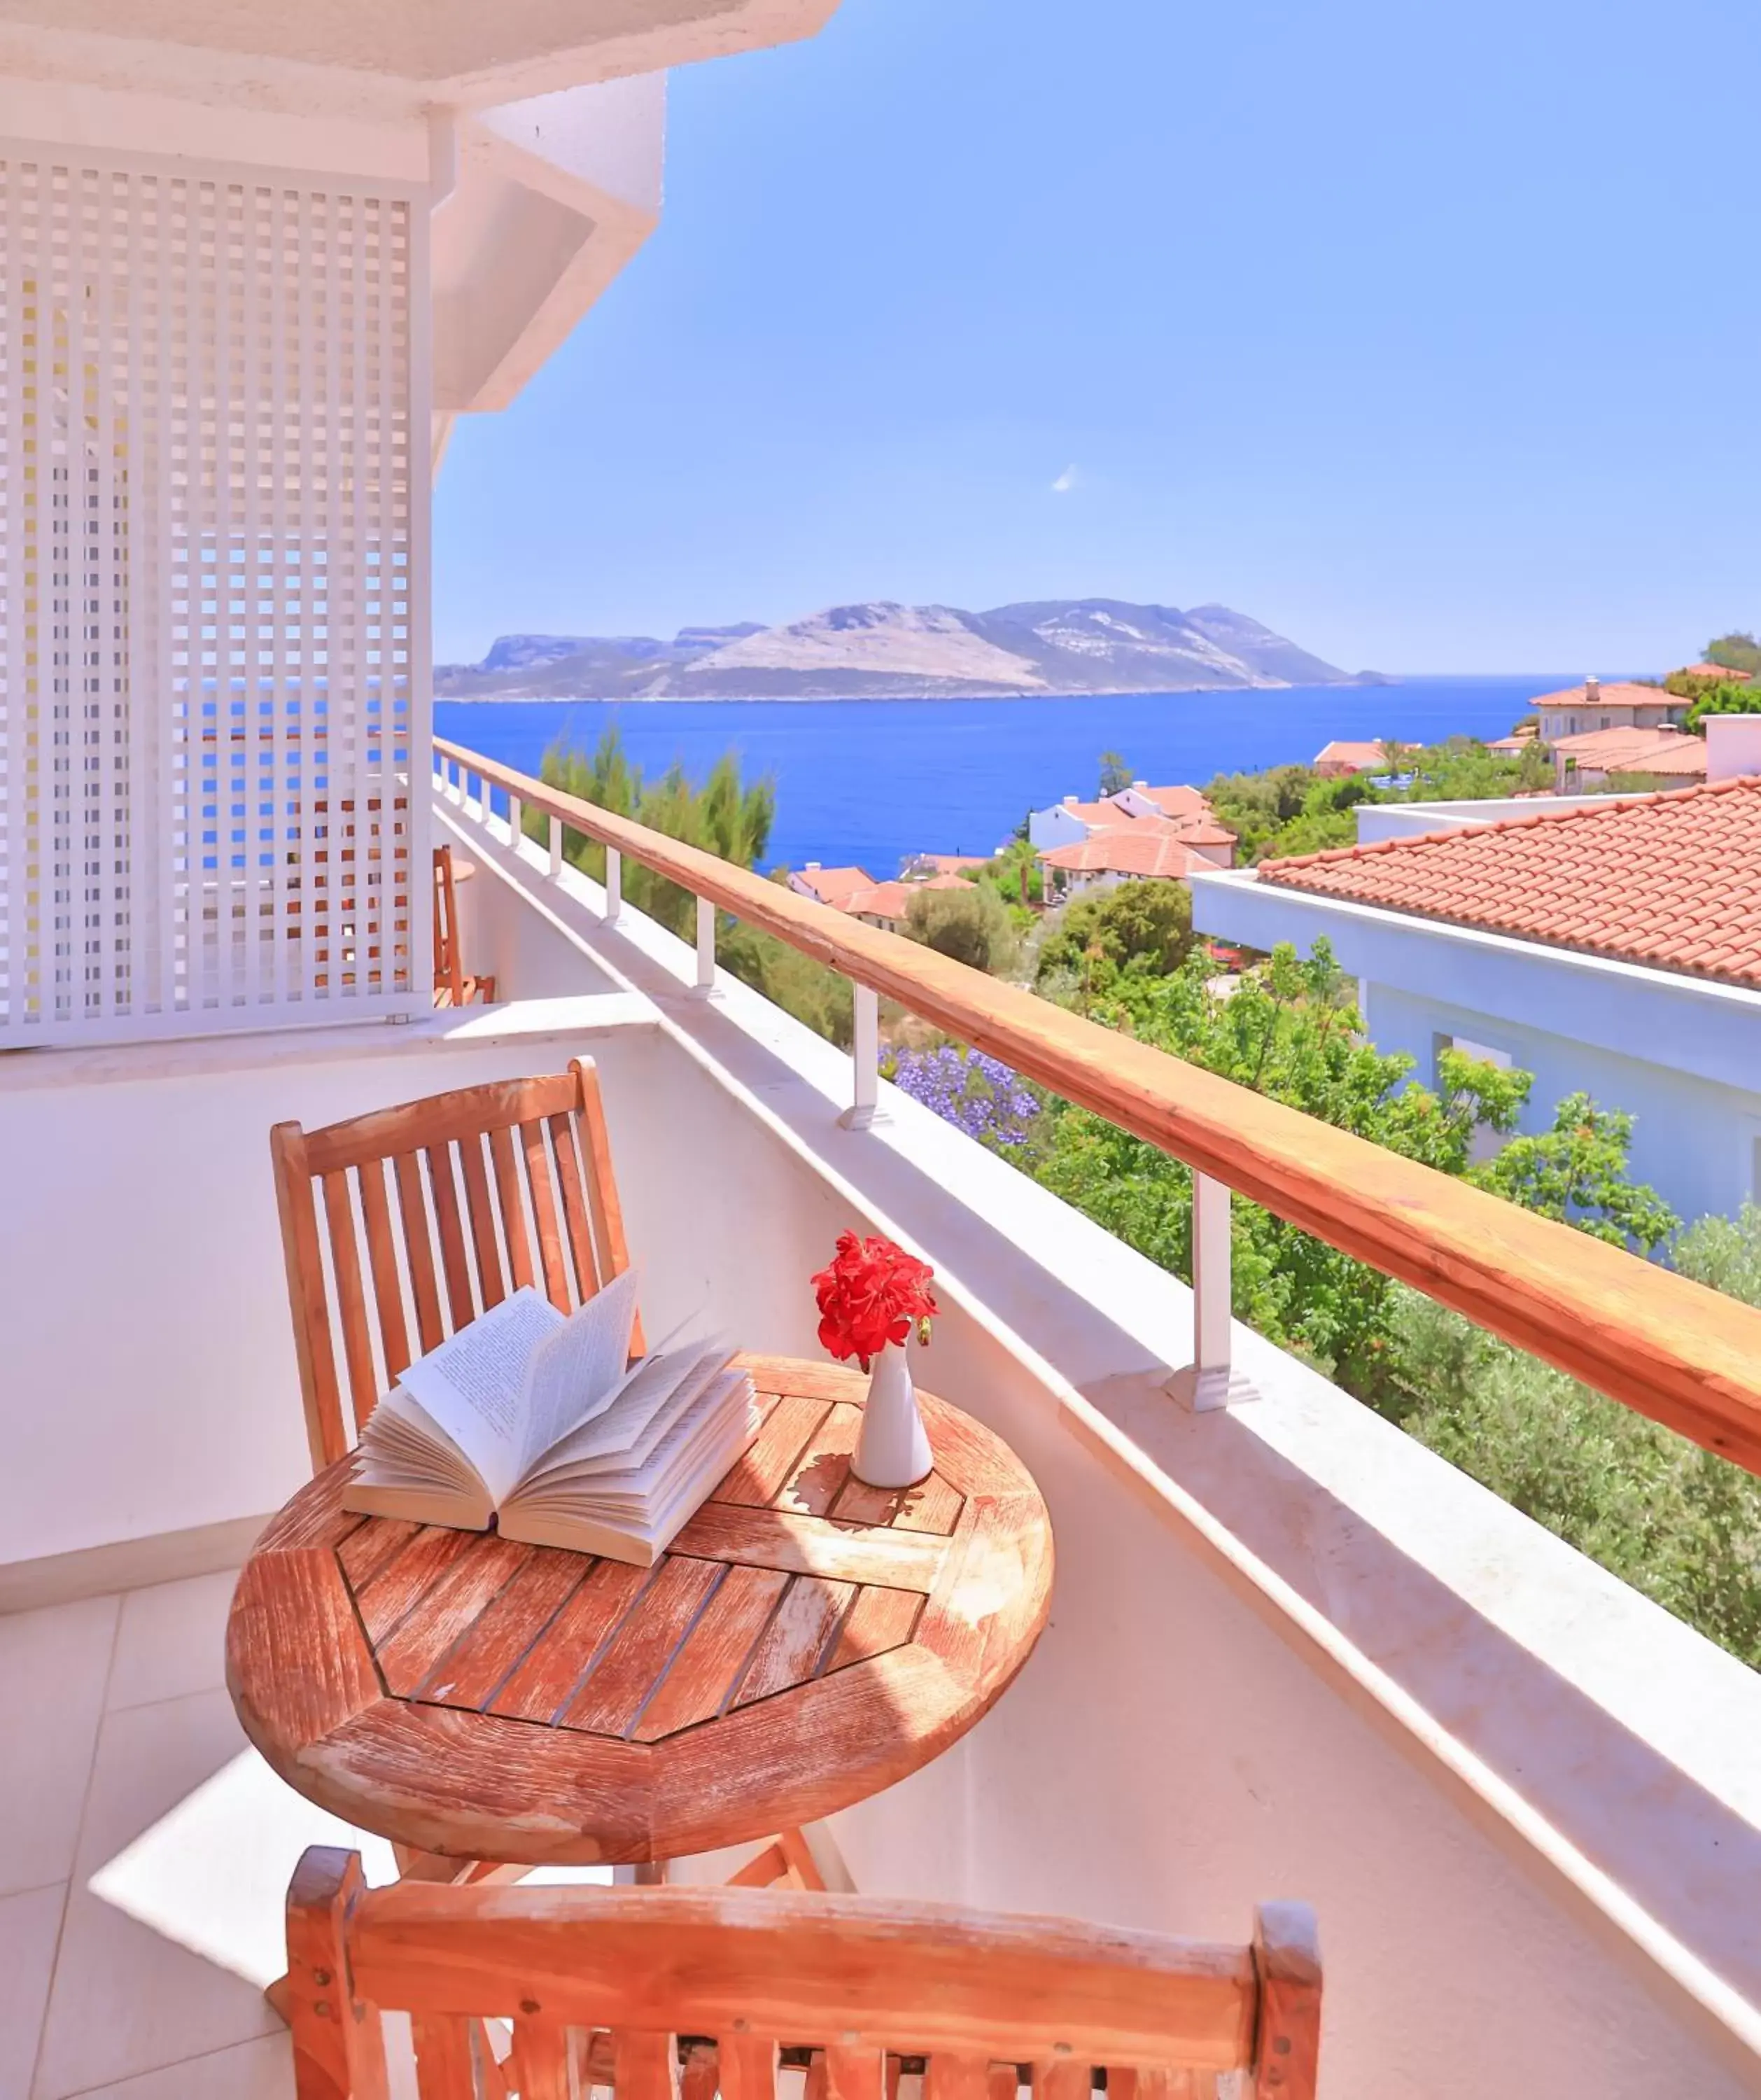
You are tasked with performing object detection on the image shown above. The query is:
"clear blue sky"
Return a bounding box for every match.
[433,0,1761,673]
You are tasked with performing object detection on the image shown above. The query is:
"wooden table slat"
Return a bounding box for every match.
[732,1576,855,1707]
[419,1550,592,1709]
[668,1503,949,1592]
[353,1526,486,1645]
[559,1557,727,1737]
[338,1515,423,1589]
[827,1585,922,1674]
[489,1560,654,1723]
[715,1394,833,1506]
[885,1471,965,1536]
[774,1402,862,1518]
[630,1564,793,1742]
[377,1535,532,1698]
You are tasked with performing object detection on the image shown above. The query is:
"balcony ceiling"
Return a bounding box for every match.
[0,0,841,115]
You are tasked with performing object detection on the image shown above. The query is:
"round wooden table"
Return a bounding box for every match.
[227,1353,1053,1866]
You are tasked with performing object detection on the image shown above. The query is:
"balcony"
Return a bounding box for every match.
[3,746,1761,2099]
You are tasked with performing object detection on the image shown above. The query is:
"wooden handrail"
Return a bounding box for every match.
[435,737,1761,1476]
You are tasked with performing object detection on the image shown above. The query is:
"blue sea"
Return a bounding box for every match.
[434,674,1593,877]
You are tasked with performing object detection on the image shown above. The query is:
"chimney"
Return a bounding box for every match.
[805,860,821,871]
[1132,778,1148,790]
[1062,794,1078,806]
[1705,715,1761,783]
[1585,673,1600,700]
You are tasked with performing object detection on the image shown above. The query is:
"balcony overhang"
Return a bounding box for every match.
[435,76,664,416]
[0,0,841,120]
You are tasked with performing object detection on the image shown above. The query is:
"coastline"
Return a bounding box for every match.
[434,678,1401,706]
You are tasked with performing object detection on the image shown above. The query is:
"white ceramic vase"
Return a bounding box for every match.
[853,1340,934,1489]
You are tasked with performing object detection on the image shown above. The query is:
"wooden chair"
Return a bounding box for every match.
[286,1847,1321,2100]
[270,1058,643,1475]
[434,844,496,1007]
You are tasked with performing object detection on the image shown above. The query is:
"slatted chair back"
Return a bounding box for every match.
[286,1847,1321,2100]
[433,846,495,1007]
[270,1059,643,1472]
[434,846,465,1007]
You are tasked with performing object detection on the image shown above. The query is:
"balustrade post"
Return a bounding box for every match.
[605,847,622,924]
[1168,1171,1256,1410]
[693,895,716,993]
[507,792,521,850]
[839,982,881,1130]
[547,813,562,880]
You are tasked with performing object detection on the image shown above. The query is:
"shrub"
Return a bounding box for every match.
[1036,878,1193,984]
[906,883,1020,975]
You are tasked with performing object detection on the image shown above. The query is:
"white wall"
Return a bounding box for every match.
[1190,872,1761,1225]
[1362,983,1761,1223]
[1355,792,1629,844]
[1027,803,1090,850]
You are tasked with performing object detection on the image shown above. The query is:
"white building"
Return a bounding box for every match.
[1189,720,1761,1226]
[1533,676,1688,741]
[1,8,1760,2096]
[1027,782,1233,859]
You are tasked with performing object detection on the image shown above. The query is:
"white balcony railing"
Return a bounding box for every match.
[433,738,1761,1474]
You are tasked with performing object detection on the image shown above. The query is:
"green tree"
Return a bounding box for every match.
[531,729,773,940]
[1202,739,1541,865]
[1471,1095,1679,1250]
[1036,878,1194,986]
[1683,680,1761,732]
[532,730,858,1045]
[1027,943,1667,1397]
[1674,1204,1761,1303]
[1388,1287,1761,1665]
[962,839,1044,911]
[1704,631,1761,676]
[719,922,855,1046]
[1097,750,1132,799]
[905,883,1020,975]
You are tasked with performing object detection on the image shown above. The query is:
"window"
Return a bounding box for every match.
[1436,1032,1515,1163]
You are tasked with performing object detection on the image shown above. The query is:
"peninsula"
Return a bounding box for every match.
[436,598,1387,701]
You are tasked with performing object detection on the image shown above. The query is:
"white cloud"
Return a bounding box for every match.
[1051,464,1078,493]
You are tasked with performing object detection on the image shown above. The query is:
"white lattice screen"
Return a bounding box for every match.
[0,142,430,1043]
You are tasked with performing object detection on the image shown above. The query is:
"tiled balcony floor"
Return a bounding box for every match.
[1,1571,614,2100]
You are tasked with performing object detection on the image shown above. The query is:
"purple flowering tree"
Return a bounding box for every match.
[885,1045,1041,1149]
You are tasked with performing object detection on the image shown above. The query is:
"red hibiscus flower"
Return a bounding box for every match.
[811,1231,938,1372]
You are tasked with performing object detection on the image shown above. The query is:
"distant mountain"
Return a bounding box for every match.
[436,598,1373,699]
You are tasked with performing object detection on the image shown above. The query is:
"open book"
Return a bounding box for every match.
[342,1267,759,1564]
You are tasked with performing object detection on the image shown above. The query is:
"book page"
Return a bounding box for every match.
[520,1342,728,1483]
[396,1287,563,1504]
[515,1265,643,1475]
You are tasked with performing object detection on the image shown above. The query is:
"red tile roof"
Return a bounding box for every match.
[1531,680,1676,713]
[1259,775,1761,988]
[1552,727,1705,774]
[907,853,988,875]
[841,879,911,922]
[1313,739,1411,771]
[1615,739,1710,778]
[794,865,873,906]
[1167,818,1238,848]
[1126,784,1214,821]
[1039,831,1215,880]
[1677,663,1753,682]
